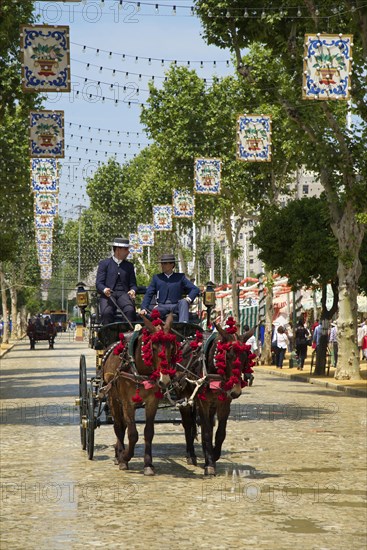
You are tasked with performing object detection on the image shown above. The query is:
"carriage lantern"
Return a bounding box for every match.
[203,281,216,329]
[203,281,216,308]
[76,282,89,309]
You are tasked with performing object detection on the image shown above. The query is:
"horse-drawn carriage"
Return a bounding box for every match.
[75,285,256,475]
[27,315,57,350]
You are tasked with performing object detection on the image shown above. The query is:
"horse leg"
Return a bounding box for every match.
[198,401,216,476]
[120,398,138,470]
[143,396,159,476]
[109,393,126,466]
[180,405,197,466]
[213,400,231,463]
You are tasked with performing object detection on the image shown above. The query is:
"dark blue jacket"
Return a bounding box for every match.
[96,257,137,295]
[141,273,200,310]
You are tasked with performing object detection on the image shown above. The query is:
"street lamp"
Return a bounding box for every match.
[76,204,86,282]
[61,260,66,310]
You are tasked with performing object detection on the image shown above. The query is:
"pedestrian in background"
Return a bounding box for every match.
[295,320,311,371]
[243,324,258,361]
[312,321,322,349]
[311,318,319,350]
[329,322,338,367]
[358,320,367,360]
[362,333,367,361]
[275,325,288,369]
[286,322,294,352]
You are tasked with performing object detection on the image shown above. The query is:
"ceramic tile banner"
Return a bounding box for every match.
[37,242,53,255]
[30,110,64,158]
[172,189,195,218]
[20,25,70,92]
[303,34,353,100]
[40,265,53,278]
[38,253,53,265]
[153,205,173,231]
[36,227,53,243]
[194,158,221,194]
[34,192,58,216]
[137,224,154,246]
[128,233,143,255]
[31,158,58,192]
[237,115,272,162]
[35,215,55,229]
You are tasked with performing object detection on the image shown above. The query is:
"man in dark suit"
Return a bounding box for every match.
[96,236,137,324]
[140,253,200,322]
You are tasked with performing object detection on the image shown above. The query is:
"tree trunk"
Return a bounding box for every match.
[314,283,338,376]
[9,285,18,340]
[20,306,28,337]
[263,271,274,365]
[231,257,239,325]
[0,265,9,344]
[135,255,148,278]
[333,209,364,380]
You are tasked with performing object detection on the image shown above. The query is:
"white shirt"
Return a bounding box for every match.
[329,326,337,343]
[246,334,258,353]
[276,332,288,349]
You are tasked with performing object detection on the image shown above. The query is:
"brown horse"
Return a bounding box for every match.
[102,312,180,475]
[176,318,255,475]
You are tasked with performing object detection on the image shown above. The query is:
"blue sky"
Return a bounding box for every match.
[33,1,234,219]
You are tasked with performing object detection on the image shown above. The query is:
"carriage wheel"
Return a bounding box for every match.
[86,382,96,460]
[79,355,88,450]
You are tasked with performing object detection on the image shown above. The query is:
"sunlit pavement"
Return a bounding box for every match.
[1,334,366,549]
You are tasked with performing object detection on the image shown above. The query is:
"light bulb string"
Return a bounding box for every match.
[73,41,231,65]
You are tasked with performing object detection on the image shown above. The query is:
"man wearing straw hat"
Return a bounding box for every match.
[96,236,137,325]
[140,253,199,323]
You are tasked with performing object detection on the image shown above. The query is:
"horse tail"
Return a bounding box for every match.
[191,403,199,441]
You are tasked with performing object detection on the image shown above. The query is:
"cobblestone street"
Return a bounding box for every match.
[1,335,366,549]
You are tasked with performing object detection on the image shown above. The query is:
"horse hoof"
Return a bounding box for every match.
[114,458,119,465]
[204,466,216,476]
[187,457,197,466]
[119,462,129,470]
[144,466,155,476]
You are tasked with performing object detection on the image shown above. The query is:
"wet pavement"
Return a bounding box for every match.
[1,335,366,549]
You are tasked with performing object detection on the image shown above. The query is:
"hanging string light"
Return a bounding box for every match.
[71,42,231,66]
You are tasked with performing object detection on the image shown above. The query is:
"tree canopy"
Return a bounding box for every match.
[194,0,366,378]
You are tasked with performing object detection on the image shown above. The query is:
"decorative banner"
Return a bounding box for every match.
[237,115,272,162]
[36,227,53,243]
[35,215,54,229]
[29,110,64,158]
[37,242,53,255]
[34,193,58,216]
[172,189,195,218]
[137,224,154,246]
[194,158,221,194]
[153,205,173,231]
[128,233,143,255]
[303,34,353,100]
[38,253,53,265]
[40,266,53,279]
[31,158,58,192]
[20,25,70,92]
